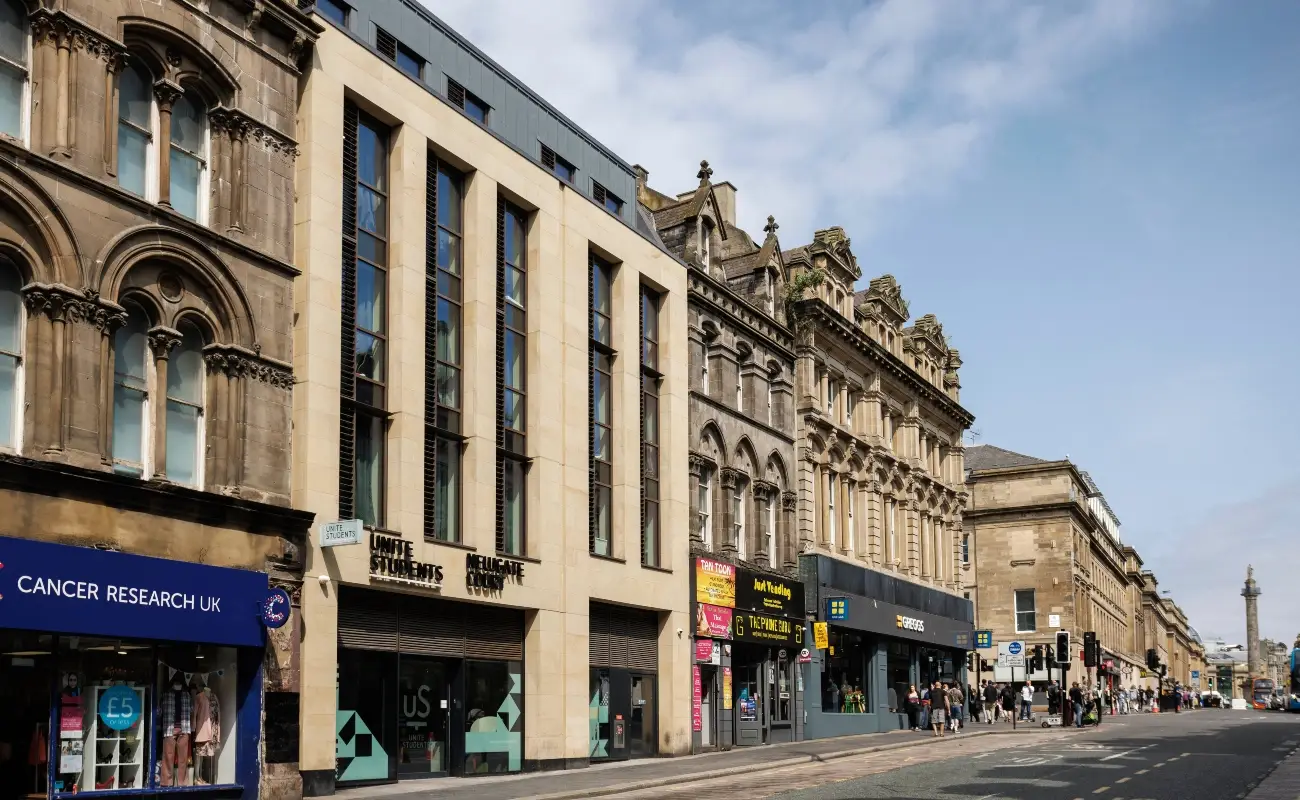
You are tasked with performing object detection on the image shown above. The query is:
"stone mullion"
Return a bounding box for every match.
[719,468,739,560]
[780,492,796,569]
[905,499,920,575]
[154,83,183,208]
[796,449,817,555]
[839,477,852,555]
[55,28,72,157]
[203,352,232,490]
[147,326,182,478]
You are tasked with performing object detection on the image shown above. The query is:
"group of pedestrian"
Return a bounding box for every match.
[904,682,967,736]
[969,680,1035,723]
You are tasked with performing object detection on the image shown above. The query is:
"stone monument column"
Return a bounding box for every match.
[1243,565,1261,679]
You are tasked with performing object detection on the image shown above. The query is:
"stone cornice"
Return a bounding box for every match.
[689,267,793,357]
[21,283,127,334]
[794,298,973,427]
[30,9,129,68]
[210,107,300,158]
[203,343,295,390]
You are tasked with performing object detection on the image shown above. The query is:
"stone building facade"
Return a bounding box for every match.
[637,162,803,750]
[0,1,317,799]
[963,445,1147,685]
[293,1,689,790]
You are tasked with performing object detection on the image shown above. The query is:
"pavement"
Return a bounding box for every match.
[332,719,1065,800]
[1246,734,1300,800]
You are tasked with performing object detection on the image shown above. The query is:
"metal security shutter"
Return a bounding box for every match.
[398,596,464,658]
[464,605,524,661]
[590,603,658,672]
[447,78,466,109]
[338,587,398,651]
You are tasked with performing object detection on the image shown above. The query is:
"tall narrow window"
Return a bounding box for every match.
[887,497,897,563]
[117,64,154,197]
[0,0,28,141]
[827,472,836,548]
[1014,589,1037,633]
[733,482,746,561]
[700,350,709,395]
[765,492,776,562]
[164,322,204,487]
[111,304,150,476]
[640,288,661,567]
[426,158,464,542]
[339,107,389,526]
[962,532,969,564]
[0,261,22,450]
[169,93,207,222]
[826,378,836,418]
[698,467,712,550]
[846,482,855,553]
[497,200,527,555]
[590,254,614,556]
[735,363,743,411]
[766,379,774,426]
[765,270,775,315]
[697,219,710,267]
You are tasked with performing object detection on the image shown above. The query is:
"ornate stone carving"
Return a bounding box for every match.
[209,108,299,157]
[147,326,183,357]
[781,492,797,512]
[20,284,127,334]
[203,343,295,390]
[719,468,741,491]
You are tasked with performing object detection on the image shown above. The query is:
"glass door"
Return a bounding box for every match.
[398,657,450,777]
[628,674,656,758]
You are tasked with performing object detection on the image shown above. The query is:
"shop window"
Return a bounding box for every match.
[0,259,22,451]
[463,660,522,774]
[821,628,870,713]
[0,0,29,142]
[336,648,398,782]
[886,641,912,713]
[111,303,151,476]
[153,644,237,787]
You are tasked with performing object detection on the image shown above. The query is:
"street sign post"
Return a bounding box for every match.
[998,640,1026,668]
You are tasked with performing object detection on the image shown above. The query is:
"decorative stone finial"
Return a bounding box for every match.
[697,159,713,185]
[764,215,778,236]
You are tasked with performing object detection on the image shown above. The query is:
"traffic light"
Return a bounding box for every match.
[1045,643,1055,665]
[1031,645,1044,671]
[1083,631,1097,668]
[1146,648,1159,670]
[1056,631,1071,665]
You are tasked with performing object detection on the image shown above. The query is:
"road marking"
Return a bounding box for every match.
[1102,745,1151,762]
[1116,777,1131,784]
[1093,787,1110,794]
[1152,762,1165,768]
[1135,769,1149,775]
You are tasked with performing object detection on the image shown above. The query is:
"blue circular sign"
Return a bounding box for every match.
[98,685,141,731]
[260,587,292,629]
[1008,642,1023,655]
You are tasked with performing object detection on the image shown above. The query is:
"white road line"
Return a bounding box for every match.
[1102,745,1151,762]
[1092,787,1110,794]
[1116,777,1131,784]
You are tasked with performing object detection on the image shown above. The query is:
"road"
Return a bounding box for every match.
[616,711,1300,800]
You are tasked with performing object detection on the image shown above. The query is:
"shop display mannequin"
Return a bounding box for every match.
[158,678,191,786]
[192,685,220,785]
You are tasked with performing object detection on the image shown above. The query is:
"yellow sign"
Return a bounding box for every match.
[722,667,732,710]
[694,557,736,608]
[813,622,829,650]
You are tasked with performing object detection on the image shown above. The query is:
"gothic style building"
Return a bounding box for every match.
[0,1,317,798]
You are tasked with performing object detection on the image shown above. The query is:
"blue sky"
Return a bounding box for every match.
[429,0,1300,646]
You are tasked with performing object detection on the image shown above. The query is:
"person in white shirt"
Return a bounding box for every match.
[1020,682,1034,720]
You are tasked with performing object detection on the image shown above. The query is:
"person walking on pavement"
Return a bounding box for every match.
[1046,680,1061,715]
[999,681,1016,723]
[1069,681,1084,728]
[1020,681,1034,720]
[949,683,965,732]
[983,681,998,724]
[920,683,931,730]
[931,682,949,737]
[906,685,920,731]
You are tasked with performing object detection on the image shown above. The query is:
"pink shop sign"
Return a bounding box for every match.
[694,603,733,639]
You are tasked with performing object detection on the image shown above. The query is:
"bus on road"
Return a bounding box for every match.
[1252,678,1275,710]
[1290,647,1300,712]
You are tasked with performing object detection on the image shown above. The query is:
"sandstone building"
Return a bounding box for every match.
[0,1,318,798]
[638,164,805,750]
[293,0,689,790]
[786,236,977,736]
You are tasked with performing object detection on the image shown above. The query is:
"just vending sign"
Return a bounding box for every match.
[736,568,805,617]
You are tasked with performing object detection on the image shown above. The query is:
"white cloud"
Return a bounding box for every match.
[425,0,1170,246]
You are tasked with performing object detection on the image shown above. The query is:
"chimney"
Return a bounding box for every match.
[633,164,649,194]
[712,181,738,228]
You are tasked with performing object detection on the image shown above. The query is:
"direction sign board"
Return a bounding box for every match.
[998,640,1026,668]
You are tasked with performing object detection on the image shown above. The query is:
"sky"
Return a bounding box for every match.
[425,0,1300,648]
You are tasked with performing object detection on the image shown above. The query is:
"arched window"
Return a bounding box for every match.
[0,261,23,450]
[111,303,151,475]
[169,92,208,222]
[697,466,713,549]
[0,0,29,141]
[118,63,154,198]
[165,321,204,486]
[765,490,776,562]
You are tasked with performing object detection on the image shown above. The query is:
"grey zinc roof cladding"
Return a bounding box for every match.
[964,444,1050,473]
[312,0,637,229]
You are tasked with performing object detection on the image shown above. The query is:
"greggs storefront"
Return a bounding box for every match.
[691,558,806,752]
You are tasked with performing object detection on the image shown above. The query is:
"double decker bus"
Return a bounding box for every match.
[1290,647,1300,713]
[1251,678,1274,710]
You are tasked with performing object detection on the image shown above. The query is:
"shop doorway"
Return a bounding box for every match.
[589,669,658,762]
[768,655,795,744]
[0,633,54,800]
[397,657,452,777]
[732,658,764,746]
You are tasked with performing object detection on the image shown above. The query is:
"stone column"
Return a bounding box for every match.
[753,481,775,567]
[839,477,852,555]
[920,513,931,578]
[154,82,183,208]
[905,498,920,575]
[781,492,797,570]
[865,481,882,565]
[719,468,739,560]
[147,326,182,478]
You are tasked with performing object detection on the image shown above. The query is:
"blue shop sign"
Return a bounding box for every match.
[99,685,142,731]
[0,535,269,647]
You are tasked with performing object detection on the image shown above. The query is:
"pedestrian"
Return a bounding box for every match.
[983,680,998,724]
[1020,681,1034,721]
[949,682,965,732]
[1069,681,1084,728]
[1000,681,1016,723]
[1046,680,1061,715]
[907,684,920,731]
[920,683,931,729]
[932,682,949,737]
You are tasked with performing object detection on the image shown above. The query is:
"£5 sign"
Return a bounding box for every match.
[896,615,925,633]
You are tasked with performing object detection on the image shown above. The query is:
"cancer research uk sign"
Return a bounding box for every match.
[0,535,270,648]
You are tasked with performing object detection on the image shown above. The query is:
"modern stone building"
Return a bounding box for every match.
[637,164,804,750]
[787,239,976,737]
[293,0,689,790]
[0,1,317,799]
